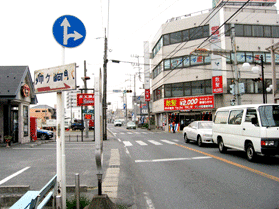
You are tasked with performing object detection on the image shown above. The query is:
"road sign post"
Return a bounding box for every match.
[52,15,86,209]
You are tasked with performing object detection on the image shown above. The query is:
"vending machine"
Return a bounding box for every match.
[30,117,37,141]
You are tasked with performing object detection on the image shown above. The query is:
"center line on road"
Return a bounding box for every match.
[135,156,211,163]
[176,144,279,183]
[0,167,30,185]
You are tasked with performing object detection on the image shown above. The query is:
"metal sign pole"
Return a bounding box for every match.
[95,68,103,195]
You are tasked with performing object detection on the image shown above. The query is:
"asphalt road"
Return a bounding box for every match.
[109,124,279,209]
[1,125,279,209]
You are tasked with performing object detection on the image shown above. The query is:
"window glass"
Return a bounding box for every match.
[184,82,191,96]
[265,53,271,63]
[246,52,253,63]
[228,110,243,125]
[246,79,254,93]
[205,79,212,94]
[183,56,190,67]
[235,24,244,36]
[244,25,252,36]
[192,80,204,95]
[163,34,170,45]
[252,25,263,37]
[225,24,231,36]
[182,30,189,42]
[245,109,258,123]
[170,31,182,44]
[23,106,28,137]
[264,26,271,37]
[272,26,279,38]
[259,105,279,127]
[190,27,202,40]
[164,59,171,70]
[236,52,245,63]
[171,57,183,69]
[204,56,211,64]
[214,111,229,124]
[172,83,183,97]
[165,84,172,97]
[35,110,40,112]
[191,55,203,65]
[254,53,265,64]
[203,25,209,38]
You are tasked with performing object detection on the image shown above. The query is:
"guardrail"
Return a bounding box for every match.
[10,175,57,209]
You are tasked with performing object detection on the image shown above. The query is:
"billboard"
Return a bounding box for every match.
[164,96,214,111]
[213,0,276,7]
[77,93,95,106]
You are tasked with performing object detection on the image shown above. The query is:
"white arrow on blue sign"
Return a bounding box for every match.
[53,15,86,48]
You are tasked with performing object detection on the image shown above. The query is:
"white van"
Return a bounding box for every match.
[213,104,279,161]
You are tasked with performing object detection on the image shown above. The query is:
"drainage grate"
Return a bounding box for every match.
[109,165,120,168]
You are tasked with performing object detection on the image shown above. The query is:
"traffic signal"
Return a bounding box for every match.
[126,90,132,93]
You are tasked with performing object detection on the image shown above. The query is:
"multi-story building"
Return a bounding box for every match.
[30,105,56,123]
[150,0,279,131]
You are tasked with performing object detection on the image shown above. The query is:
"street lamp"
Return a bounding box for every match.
[242,55,266,103]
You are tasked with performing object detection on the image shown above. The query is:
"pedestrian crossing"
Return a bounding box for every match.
[114,131,158,135]
[123,139,178,147]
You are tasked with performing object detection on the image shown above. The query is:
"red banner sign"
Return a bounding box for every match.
[77,93,95,106]
[164,96,214,111]
[145,89,150,101]
[212,76,223,94]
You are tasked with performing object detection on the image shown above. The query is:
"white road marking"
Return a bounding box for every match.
[160,140,176,145]
[143,192,155,209]
[117,138,122,142]
[148,140,162,145]
[123,141,133,147]
[0,167,30,185]
[135,156,212,163]
[173,139,179,142]
[136,140,148,146]
[127,132,133,135]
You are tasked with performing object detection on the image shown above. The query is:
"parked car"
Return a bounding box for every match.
[126,121,136,129]
[114,119,122,127]
[183,121,213,147]
[213,104,279,161]
[37,129,54,140]
[71,120,85,130]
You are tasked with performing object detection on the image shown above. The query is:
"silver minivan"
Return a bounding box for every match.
[213,104,279,161]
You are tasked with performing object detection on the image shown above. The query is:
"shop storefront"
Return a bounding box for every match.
[154,95,214,132]
[0,66,37,144]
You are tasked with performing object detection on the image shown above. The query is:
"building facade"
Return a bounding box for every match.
[0,66,37,144]
[150,1,279,131]
[30,105,56,124]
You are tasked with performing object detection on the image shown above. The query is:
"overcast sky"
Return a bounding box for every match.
[1,0,278,110]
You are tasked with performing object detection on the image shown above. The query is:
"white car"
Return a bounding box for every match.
[114,119,122,127]
[126,121,136,129]
[183,121,213,147]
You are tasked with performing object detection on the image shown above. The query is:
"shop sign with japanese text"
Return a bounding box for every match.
[77,93,95,106]
[164,96,214,111]
[212,76,223,94]
[34,63,76,93]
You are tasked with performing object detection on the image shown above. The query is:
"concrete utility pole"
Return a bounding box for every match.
[84,60,89,138]
[103,29,108,141]
[231,23,241,105]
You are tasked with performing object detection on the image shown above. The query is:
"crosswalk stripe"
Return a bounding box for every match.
[161,140,176,145]
[148,140,162,145]
[123,141,133,146]
[136,141,148,146]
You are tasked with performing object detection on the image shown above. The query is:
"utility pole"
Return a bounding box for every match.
[103,29,108,141]
[84,60,89,138]
[231,23,241,105]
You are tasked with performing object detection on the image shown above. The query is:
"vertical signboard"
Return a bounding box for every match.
[144,41,150,101]
[212,76,223,94]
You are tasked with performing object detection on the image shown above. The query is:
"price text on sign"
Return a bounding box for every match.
[77,93,95,106]
[164,96,214,111]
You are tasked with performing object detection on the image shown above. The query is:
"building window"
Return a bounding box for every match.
[164,59,171,70]
[182,29,189,41]
[23,106,28,137]
[163,34,170,45]
[272,26,279,38]
[170,31,182,44]
[264,26,272,37]
[153,86,162,101]
[252,25,263,37]
[171,57,183,69]
[35,110,40,112]
[205,80,212,94]
[192,80,205,95]
[184,82,191,96]
[244,25,252,36]
[165,84,172,97]
[172,83,183,97]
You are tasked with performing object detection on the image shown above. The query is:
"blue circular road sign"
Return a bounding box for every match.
[53,15,86,48]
